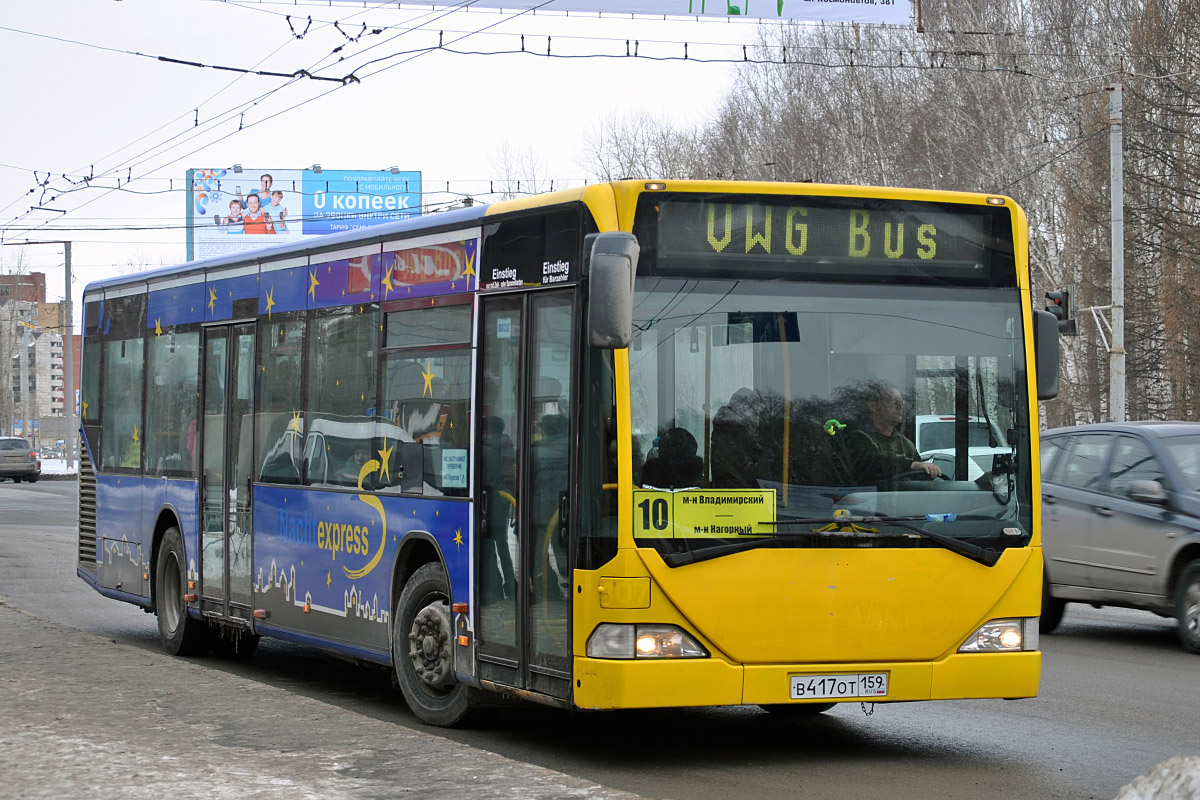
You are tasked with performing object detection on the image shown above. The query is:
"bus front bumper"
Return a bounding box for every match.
[572,651,1041,710]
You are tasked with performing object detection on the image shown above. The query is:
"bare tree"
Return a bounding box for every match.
[582,0,1200,424]
[490,139,552,200]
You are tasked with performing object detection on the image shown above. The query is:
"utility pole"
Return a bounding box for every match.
[63,242,75,471]
[20,321,30,444]
[1109,82,1126,422]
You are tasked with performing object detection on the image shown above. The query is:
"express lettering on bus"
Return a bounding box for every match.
[316,520,371,559]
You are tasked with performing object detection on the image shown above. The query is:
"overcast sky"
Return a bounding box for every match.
[0,0,766,324]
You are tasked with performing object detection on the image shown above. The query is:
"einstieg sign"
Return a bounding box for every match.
[187,168,422,261]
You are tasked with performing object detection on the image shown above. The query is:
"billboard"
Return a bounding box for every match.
[187,168,422,261]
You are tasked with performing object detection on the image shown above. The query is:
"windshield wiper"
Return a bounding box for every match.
[662,535,784,567]
[771,515,1001,566]
[662,515,1001,568]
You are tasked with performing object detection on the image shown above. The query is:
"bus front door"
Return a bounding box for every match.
[476,291,575,700]
[200,323,257,624]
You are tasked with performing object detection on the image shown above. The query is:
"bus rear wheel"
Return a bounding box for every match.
[393,562,469,726]
[155,526,207,656]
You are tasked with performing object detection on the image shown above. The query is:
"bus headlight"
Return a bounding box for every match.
[958,618,1039,652]
[586,624,708,659]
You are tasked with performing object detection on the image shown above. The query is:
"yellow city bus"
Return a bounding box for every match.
[77,180,1060,726]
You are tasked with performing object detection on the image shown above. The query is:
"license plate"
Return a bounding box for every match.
[789,672,888,699]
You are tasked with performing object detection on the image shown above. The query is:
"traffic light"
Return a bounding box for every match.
[1045,289,1077,335]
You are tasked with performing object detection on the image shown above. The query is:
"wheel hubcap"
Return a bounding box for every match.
[408,600,452,688]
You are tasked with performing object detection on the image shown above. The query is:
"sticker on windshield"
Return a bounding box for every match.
[633,489,777,539]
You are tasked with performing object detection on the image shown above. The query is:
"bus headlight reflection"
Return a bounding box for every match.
[586,623,708,659]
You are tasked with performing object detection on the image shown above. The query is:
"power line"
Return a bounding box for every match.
[1,2,556,242]
[0,1,515,238]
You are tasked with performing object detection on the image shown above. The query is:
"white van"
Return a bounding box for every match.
[914,415,1010,480]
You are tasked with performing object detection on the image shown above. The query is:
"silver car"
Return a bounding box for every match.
[0,437,41,483]
[1040,422,1200,653]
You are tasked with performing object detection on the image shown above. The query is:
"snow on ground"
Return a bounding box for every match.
[39,458,75,475]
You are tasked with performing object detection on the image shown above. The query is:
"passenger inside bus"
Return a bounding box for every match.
[710,387,765,488]
[640,426,704,490]
[480,415,516,604]
[532,412,570,596]
[339,446,372,487]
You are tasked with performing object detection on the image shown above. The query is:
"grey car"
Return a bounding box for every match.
[1040,422,1200,652]
[0,437,40,483]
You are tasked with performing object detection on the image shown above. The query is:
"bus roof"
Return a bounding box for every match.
[84,179,1020,296]
[84,202,491,295]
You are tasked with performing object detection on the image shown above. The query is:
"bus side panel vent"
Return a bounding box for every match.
[77,446,97,571]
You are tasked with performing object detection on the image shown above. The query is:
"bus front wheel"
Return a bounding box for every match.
[155,526,207,656]
[393,562,469,726]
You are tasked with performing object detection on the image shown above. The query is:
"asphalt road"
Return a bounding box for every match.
[2,480,1197,799]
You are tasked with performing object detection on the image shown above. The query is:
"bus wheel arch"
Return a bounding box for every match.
[391,532,444,613]
[391,536,468,726]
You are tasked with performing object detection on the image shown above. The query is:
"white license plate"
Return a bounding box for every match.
[789,672,888,699]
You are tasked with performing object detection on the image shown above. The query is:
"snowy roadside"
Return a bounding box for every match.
[35,458,75,479]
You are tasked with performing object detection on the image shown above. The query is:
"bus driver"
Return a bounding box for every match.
[847,380,943,486]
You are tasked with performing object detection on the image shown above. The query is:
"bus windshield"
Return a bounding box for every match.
[628,278,1033,561]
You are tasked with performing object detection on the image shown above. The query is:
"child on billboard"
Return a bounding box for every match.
[268,190,289,232]
[215,198,244,233]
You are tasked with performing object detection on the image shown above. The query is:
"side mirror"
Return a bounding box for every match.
[586,232,640,349]
[1032,309,1061,400]
[1128,479,1168,505]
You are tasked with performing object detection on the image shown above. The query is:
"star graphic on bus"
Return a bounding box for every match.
[288,410,302,432]
[377,440,394,481]
[208,286,217,313]
[381,266,396,298]
[308,270,320,301]
[154,318,162,336]
[454,529,463,550]
[421,360,435,397]
[265,287,275,318]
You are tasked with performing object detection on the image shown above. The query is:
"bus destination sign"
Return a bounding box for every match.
[655,198,997,270]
